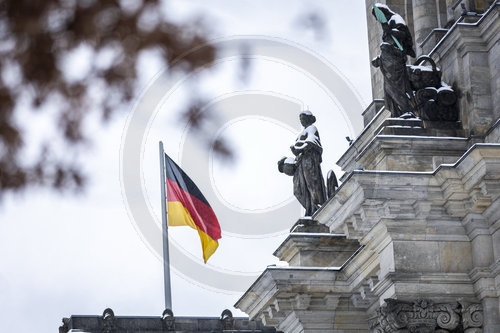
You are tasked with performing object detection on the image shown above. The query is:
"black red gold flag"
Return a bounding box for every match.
[164,154,221,263]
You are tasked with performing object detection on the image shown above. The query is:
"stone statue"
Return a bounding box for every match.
[220,309,234,330]
[162,309,175,331]
[326,169,338,199]
[278,111,326,216]
[371,3,416,118]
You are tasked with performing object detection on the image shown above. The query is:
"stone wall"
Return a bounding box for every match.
[431,3,499,136]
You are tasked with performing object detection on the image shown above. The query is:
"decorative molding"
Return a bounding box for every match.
[369,299,483,333]
[460,301,484,333]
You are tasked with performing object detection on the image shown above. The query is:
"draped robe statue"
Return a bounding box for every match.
[371,3,416,117]
[278,111,326,216]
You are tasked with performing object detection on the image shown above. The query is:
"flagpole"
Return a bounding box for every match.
[159,141,172,310]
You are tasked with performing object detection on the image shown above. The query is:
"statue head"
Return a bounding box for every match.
[371,3,394,22]
[299,110,316,127]
[371,3,416,58]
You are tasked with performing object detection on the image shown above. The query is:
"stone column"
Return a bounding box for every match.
[365,0,385,100]
[460,45,494,136]
[412,0,439,56]
[446,0,461,23]
[482,297,500,333]
[436,0,448,27]
[463,214,494,268]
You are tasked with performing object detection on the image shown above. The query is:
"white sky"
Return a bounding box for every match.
[0,1,372,332]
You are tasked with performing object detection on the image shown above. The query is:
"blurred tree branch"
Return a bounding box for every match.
[0,0,217,198]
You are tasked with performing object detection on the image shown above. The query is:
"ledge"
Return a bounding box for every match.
[273,233,360,267]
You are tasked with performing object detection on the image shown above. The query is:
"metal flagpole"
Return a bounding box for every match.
[159,141,172,310]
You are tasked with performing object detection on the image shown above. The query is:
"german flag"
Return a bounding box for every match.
[164,154,221,263]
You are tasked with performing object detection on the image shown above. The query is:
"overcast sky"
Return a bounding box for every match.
[0,1,372,332]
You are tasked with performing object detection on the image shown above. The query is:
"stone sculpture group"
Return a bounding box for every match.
[371,3,458,121]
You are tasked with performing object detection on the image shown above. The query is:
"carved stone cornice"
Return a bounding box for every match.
[369,298,483,333]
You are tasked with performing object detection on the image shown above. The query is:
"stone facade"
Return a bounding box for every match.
[235,2,500,332]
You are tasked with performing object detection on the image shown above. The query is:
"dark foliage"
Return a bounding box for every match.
[0,0,216,198]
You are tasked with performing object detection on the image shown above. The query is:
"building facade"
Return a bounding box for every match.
[235,1,500,332]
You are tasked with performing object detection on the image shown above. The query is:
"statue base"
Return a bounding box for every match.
[290,218,330,233]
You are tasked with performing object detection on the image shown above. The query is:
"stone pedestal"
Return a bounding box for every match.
[274,233,360,268]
